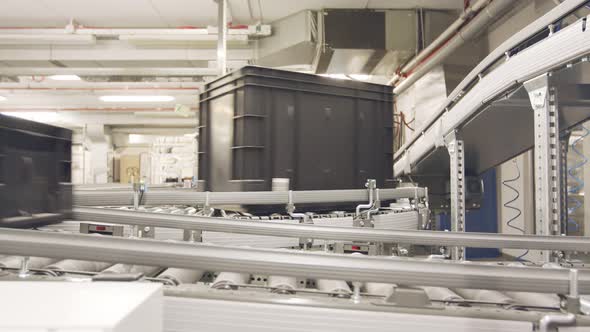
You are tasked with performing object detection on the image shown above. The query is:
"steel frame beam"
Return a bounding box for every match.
[0,228,588,294]
[72,207,590,252]
[445,131,465,260]
[525,74,562,262]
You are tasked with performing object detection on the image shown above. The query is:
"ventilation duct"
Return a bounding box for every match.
[256,9,452,77]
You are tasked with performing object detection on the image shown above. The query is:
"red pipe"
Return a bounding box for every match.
[391,0,488,87]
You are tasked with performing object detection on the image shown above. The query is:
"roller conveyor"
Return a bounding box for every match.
[4,3,590,332]
[158,268,205,285]
[45,260,113,273]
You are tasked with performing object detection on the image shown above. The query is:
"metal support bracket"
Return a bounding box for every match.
[286,190,295,214]
[444,131,465,261]
[203,191,213,216]
[524,73,562,262]
[183,229,203,243]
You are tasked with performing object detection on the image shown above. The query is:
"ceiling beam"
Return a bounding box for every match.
[0,41,253,62]
[0,67,218,77]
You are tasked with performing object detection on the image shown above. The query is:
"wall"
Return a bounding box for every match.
[396,65,448,144]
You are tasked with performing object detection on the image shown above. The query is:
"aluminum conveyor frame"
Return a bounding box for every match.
[73,206,590,252]
[72,187,426,207]
[0,228,588,294]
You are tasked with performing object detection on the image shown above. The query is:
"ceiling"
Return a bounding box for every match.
[0,0,464,130]
[0,0,463,28]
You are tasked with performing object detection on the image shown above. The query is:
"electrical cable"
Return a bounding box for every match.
[502,159,528,261]
[567,125,589,233]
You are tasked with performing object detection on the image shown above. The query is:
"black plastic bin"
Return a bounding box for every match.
[0,114,72,228]
[198,66,394,192]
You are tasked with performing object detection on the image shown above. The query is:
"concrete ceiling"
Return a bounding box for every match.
[0,0,464,129]
[0,0,463,28]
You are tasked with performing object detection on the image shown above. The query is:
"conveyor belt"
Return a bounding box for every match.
[72,187,426,207]
[0,228,586,294]
[394,0,587,161]
[73,206,590,251]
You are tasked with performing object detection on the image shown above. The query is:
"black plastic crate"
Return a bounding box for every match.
[0,114,72,228]
[199,66,394,192]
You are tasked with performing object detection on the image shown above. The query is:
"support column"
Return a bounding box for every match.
[524,73,561,262]
[445,131,465,261]
[217,0,227,76]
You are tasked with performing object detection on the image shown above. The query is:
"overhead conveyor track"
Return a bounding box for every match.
[0,228,588,294]
[73,206,590,252]
[393,0,590,177]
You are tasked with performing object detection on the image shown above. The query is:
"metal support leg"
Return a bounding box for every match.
[445,131,465,261]
[525,74,562,262]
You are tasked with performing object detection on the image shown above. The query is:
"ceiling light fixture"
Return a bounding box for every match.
[48,75,82,81]
[348,74,371,81]
[99,95,176,102]
[0,96,6,101]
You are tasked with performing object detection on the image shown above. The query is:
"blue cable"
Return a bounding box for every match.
[502,159,528,261]
[567,125,589,233]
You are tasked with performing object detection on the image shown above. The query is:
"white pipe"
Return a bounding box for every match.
[390,0,491,85]
[539,313,576,332]
[0,27,270,36]
[356,187,374,216]
[393,0,513,94]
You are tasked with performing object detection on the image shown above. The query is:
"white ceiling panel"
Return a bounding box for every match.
[40,0,169,27]
[0,0,462,28]
[0,0,66,27]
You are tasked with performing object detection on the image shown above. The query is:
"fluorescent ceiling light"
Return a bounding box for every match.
[48,75,81,81]
[1,111,58,122]
[349,74,371,81]
[320,74,371,81]
[0,96,6,101]
[0,34,96,45]
[320,74,350,80]
[100,95,175,102]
